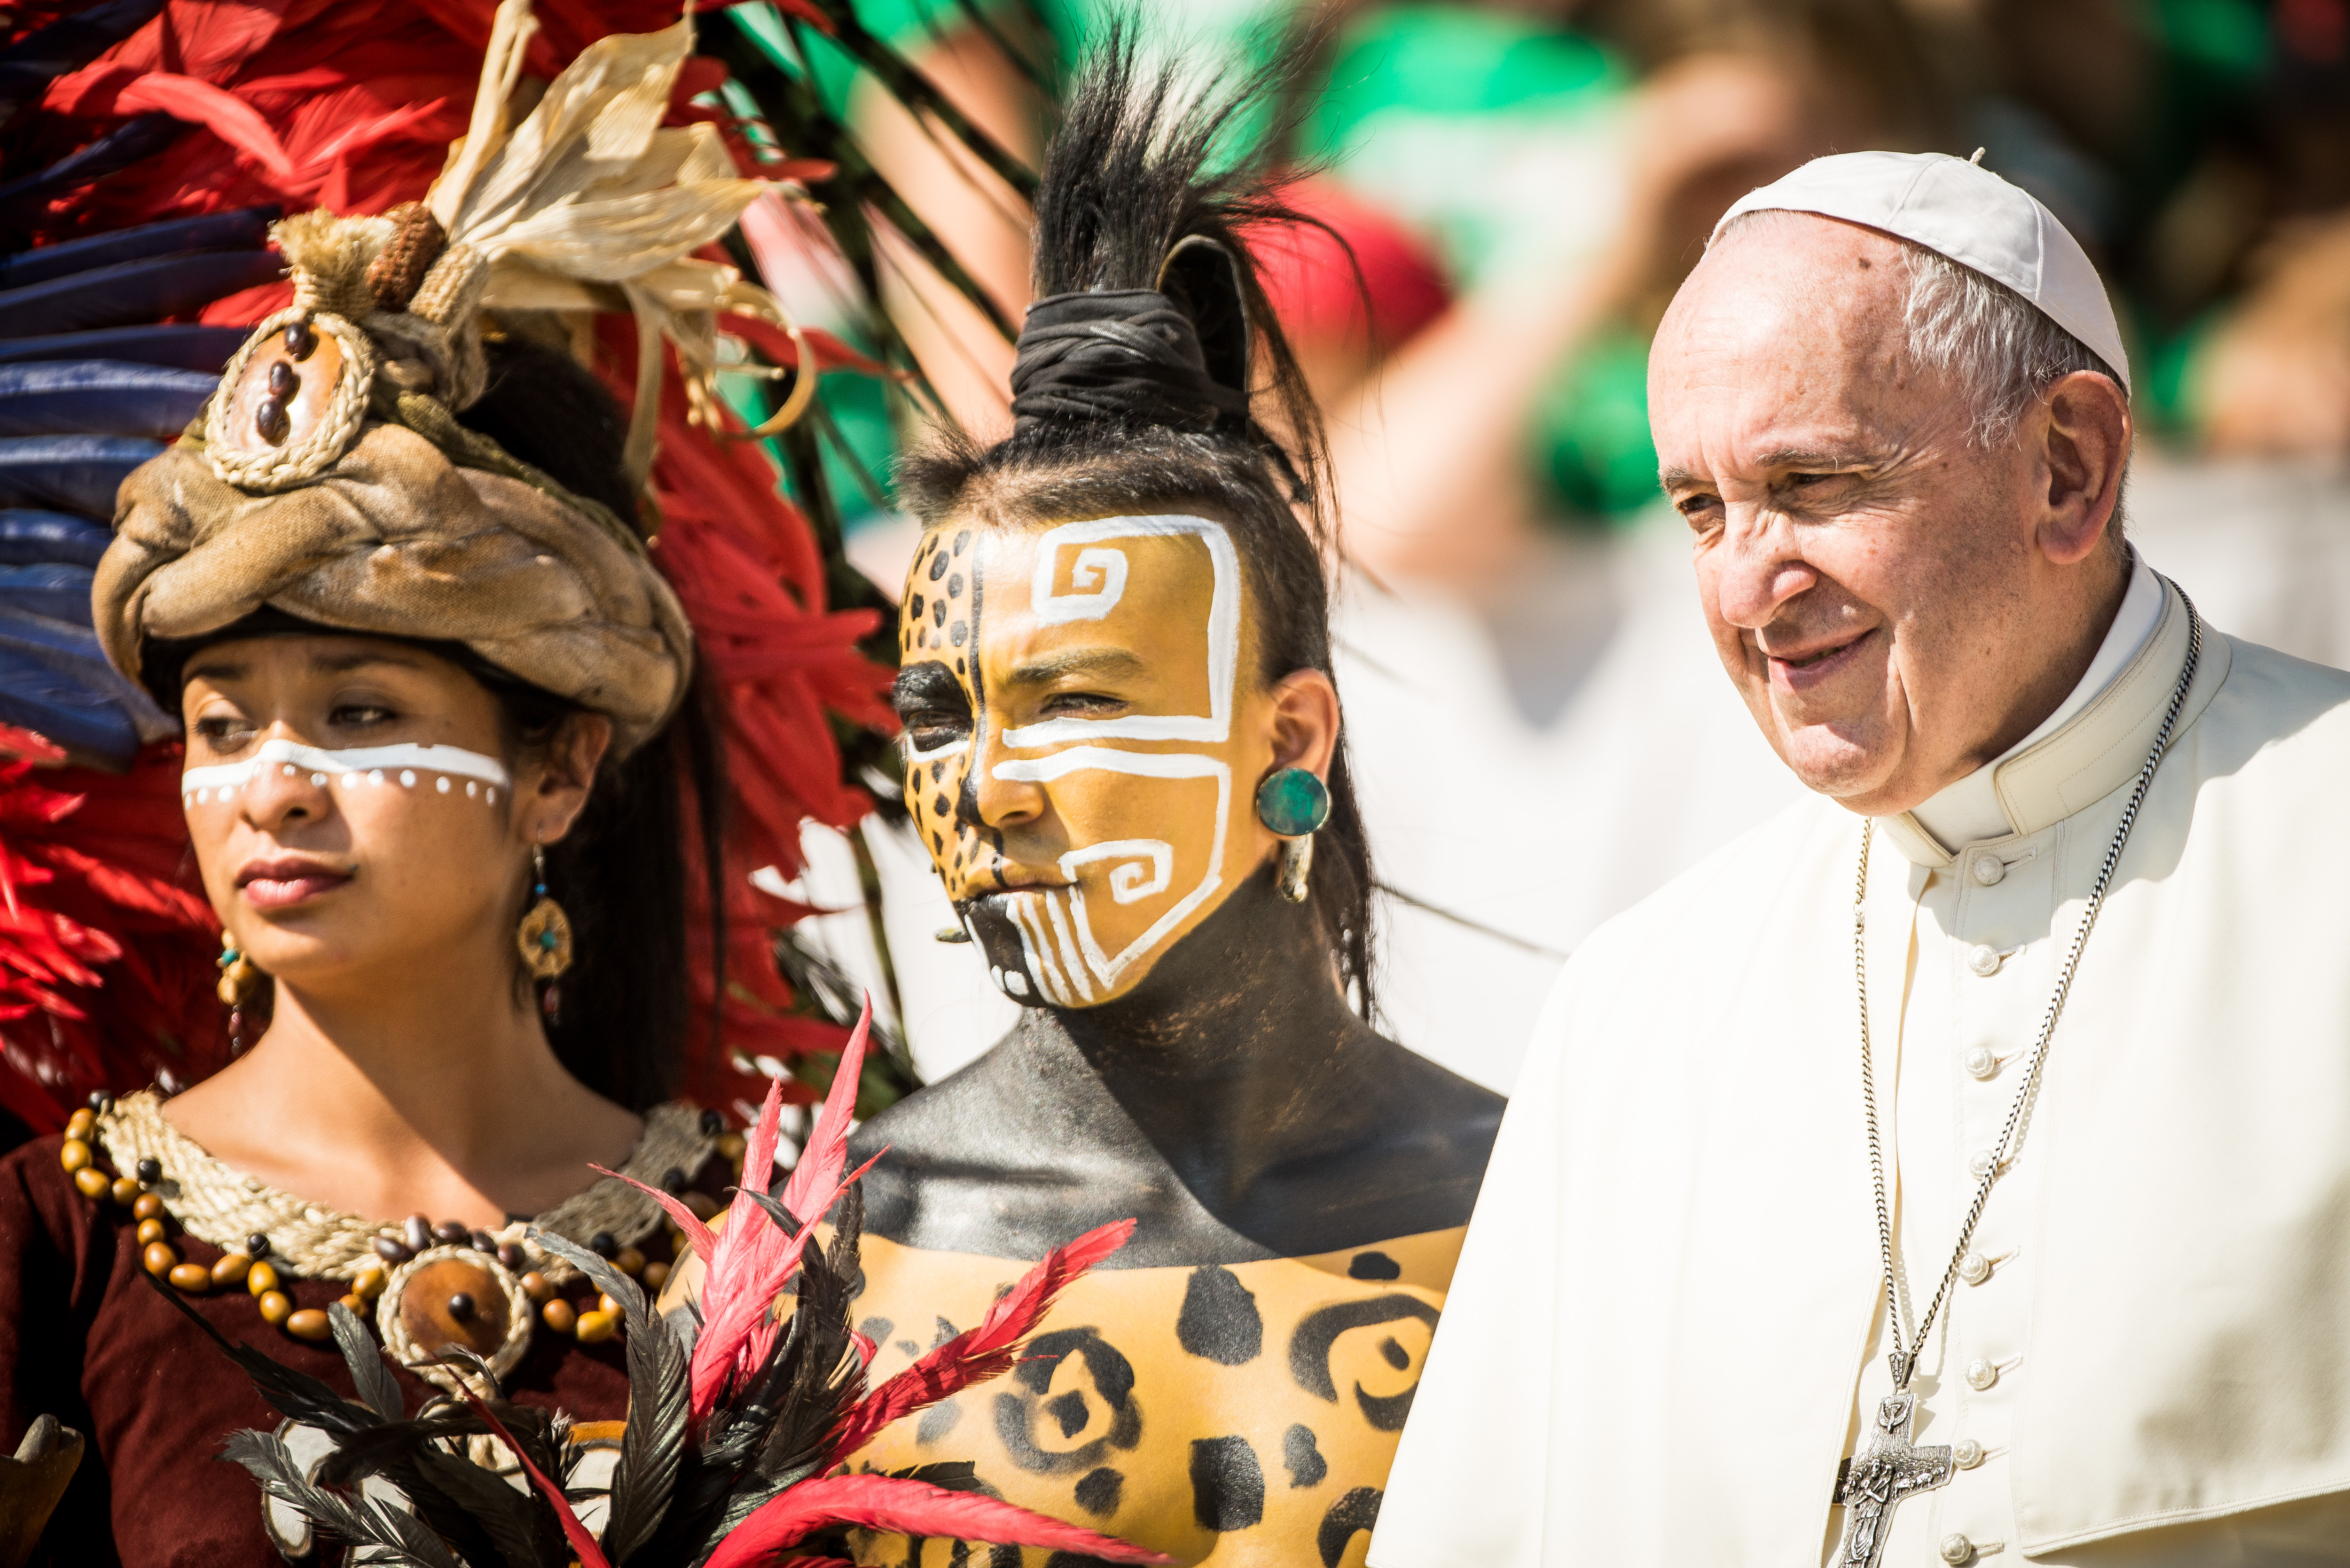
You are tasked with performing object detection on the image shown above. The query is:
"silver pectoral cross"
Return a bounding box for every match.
[1833,1388,1955,1568]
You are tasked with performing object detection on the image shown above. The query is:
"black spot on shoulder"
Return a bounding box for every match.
[954,529,971,555]
[932,1316,961,1347]
[932,831,944,853]
[1379,1335,1410,1369]
[1317,1489,1383,1567]
[909,593,924,619]
[1347,1251,1400,1281]
[1189,1435,1264,1531]
[933,793,951,817]
[948,572,964,597]
[858,1316,894,1345]
[951,619,967,647]
[1281,1423,1327,1489]
[932,599,948,626]
[1176,1265,1262,1365]
[929,551,949,581]
[896,1339,920,1357]
[916,1396,962,1445]
[1290,1295,1440,1431]
[1046,1390,1089,1439]
[1074,1466,1123,1517]
[930,761,945,783]
[956,657,966,674]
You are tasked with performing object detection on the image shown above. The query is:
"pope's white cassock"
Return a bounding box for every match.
[1370,548,2350,1565]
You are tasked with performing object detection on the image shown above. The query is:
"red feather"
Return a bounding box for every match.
[701,1474,1175,1568]
[826,1218,1136,1466]
[450,1382,612,1568]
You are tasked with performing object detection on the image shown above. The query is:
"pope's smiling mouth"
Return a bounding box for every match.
[1765,626,1877,685]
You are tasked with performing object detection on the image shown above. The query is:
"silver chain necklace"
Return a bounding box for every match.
[1833,586,2202,1568]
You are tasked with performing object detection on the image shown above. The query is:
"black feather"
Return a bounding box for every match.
[0,250,286,337]
[0,206,275,290]
[0,434,167,518]
[328,1303,405,1422]
[0,360,219,438]
[0,324,247,373]
[141,1269,378,1439]
[0,115,187,218]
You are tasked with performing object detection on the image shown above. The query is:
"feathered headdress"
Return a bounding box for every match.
[158,1003,1169,1567]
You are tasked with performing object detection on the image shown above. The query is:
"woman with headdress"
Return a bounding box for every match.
[0,13,815,1562]
[816,38,1507,1567]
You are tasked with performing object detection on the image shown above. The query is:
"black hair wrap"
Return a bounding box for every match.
[1008,288,1250,429]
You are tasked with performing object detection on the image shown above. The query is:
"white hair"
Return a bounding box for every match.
[1715,208,2124,450]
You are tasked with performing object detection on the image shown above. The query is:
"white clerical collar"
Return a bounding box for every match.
[1879,551,2222,866]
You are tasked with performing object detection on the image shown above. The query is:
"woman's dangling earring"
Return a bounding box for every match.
[1255,766,1331,905]
[517,844,573,1019]
[216,939,261,1054]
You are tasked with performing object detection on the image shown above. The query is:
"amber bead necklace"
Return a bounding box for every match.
[60,1091,740,1377]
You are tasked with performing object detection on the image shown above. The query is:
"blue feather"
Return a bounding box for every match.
[0,603,171,752]
[0,646,138,761]
[0,510,113,568]
[0,325,246,374]
[0,115,185,217]
[0,250,286,338]
[0,435,166,519]
[0,207,276,290]
[0,563,96,625]
[0,361,217,438]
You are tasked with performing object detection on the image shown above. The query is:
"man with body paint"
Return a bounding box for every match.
[830,46,1504,1568]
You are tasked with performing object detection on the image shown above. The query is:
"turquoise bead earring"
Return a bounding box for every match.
[1255,766,1331,904]
[517,844,573,1017]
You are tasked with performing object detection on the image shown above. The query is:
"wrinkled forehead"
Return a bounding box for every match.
[900,515,1241,698]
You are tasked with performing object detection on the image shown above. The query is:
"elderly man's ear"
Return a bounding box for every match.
[2033,371,2133,567]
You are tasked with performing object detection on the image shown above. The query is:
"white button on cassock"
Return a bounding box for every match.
[1972,854,2006,886]
[1953,1437,1985,1469]
[1959,1251,1991,1284]
[1967,944,2004,976]
[1941,1533,1975,1564]
[1968,1149,2001,1179]
[1966,1357,1999,1390]
[1964,1046,1998,1078]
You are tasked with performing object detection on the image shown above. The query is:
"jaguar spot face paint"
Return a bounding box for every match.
[893,513,1281,1006]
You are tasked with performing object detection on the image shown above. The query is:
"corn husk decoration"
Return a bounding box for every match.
[203,0,813,509]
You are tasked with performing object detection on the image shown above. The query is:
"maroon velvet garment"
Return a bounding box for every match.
[0,1133,665,1567]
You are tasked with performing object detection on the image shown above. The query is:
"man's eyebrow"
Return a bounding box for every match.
[1003,647,1146,686]
[1661,466,1708,489]
[1753,446,1876,472]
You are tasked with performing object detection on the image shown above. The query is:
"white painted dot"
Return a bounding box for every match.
[1002,969,1029,998]
[311,773,325,786]
[400,770,415,787]
[486,788,497,804]
[282,763,296,776]
[465,780,477,797]
[181,794,193,807]
[435,776,450,794]
[368,769,384,785]
[222,784,237,799]
[195,787,209,804]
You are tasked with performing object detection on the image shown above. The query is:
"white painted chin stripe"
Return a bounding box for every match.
[182,739,511,801]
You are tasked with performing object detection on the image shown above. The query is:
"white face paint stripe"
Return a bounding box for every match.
[1008,895,1068,1006]
[1002,514,1240,749]
[1061,839,1174,905]
[182,738,511,795]
[995,747,1230,986]
[1043,890,1096,1003]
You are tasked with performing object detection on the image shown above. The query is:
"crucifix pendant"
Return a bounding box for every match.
[1833,1388,1955,1568]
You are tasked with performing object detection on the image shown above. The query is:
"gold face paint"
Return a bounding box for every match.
[894,514,1280,1006]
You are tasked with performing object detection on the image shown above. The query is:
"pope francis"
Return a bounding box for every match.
[1370,152,2350,1568]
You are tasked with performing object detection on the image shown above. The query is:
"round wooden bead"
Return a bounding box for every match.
[64,1109,94,1140]
[352,1266,387,1301]
[211,1252,251,1287]
[285,1309,332,1342]
[247,1260,282,1296]
[598,1293,621,1317]
[497,1243,527,1272]
[168,1262,211,1293]
[403,1215,433,1254]
[134,1157,161,1185]
[574,1309,617,1345]
[469,1229,498,1255]
[72,1168,111,1200]
[58,1139,90,1173]
[338,1294,366,1316]
[136,1217,166,1247]
[372,1235,410,1265]
[588,1231,617,1259]
[519,1271,553,1304]
[431,1219,467,1247]
[245,1232,271,1258]
[614,1247,645,1278]
[641,1260,671,1293]
[257,1289,293,1326]
[131,1193,163,1220]
[540,1298,577,1335]
[714,1132,746,1162]
[683,1191,721,1221]
[142,1242,178,1275]
[699,1108,725,1136]
[110,1176,140,1205]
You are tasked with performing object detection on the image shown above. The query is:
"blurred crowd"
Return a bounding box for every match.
[769,0,2350,1089]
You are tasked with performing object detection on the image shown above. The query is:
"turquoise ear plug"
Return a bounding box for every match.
[1256,766,1330,836]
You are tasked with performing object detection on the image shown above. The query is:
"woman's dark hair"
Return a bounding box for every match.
[149,338,723,1112]
[895,32,1379,1016]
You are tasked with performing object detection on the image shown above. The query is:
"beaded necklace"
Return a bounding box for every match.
[57,1090,743,1390]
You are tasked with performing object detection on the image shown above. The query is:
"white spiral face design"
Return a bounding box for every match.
[898,513,1274,1008]
[181,738,511,808]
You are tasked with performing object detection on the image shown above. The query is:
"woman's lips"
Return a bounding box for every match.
[236,859,351,910]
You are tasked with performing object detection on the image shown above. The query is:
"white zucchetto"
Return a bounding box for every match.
[1710,150,2131,394]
